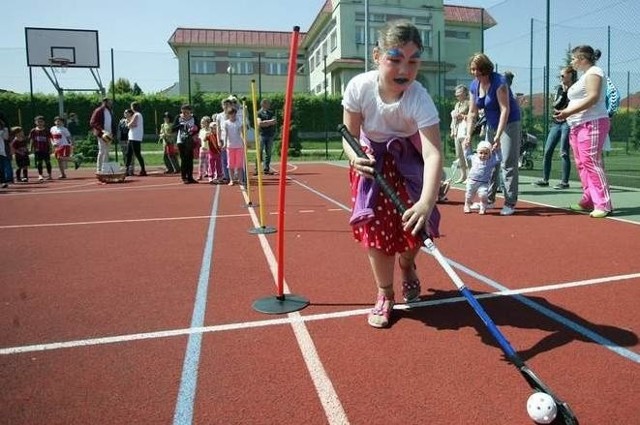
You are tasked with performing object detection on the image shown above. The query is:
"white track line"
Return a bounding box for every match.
[238,188,350,425]
[0,214,249,230]
[2,272,638,357]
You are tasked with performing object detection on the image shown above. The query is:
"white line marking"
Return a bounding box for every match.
[239,189,350,425]
[2,273,638,359]
[0,214,250,230]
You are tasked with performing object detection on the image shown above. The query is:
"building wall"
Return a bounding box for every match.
[169,0,489,100]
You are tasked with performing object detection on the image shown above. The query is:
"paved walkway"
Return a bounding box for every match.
[448,173,640,225]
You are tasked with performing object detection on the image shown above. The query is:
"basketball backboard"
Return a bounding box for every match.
[25,27,100,68]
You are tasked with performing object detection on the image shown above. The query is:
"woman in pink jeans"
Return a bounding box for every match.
[554,45,612,218]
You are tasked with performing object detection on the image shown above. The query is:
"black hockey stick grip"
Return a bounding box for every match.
[337,124,408,215]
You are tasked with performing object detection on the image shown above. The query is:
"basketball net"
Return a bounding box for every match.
[49,57,70,74]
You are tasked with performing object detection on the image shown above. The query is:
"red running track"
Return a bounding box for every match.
[0,164,638,424]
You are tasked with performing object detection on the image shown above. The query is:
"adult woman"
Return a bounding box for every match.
[464,53,521,216]
[553,45,611,218]
[534,66,577,189]
[450,84,469,183]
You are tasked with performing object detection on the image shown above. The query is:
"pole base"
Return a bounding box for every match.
[248,226,277,235]
[252,294,309,314]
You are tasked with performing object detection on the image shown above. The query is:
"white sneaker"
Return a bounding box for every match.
[463,204,471,213]
[471,202,494,210]
[500,205,515,216]
[479,205,486,215]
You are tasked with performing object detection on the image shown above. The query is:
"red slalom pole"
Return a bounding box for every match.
[252,26,309,314]
[276,26,300,299]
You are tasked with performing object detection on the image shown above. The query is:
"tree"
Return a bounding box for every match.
[108,78,143,95]
[132,83,143,96]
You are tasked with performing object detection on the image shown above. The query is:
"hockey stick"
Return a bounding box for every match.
[338,124,578,425]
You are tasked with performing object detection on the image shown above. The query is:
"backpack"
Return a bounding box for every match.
[605,77,620,117]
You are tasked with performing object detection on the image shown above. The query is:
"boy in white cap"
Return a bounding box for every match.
[463,140,502,214]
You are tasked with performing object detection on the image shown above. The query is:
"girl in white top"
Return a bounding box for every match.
[224,107,245,185]
[198,116,212,180]
[341,20,442,328]
[125,101,147,176]
[50,116,77,178]
[554,45,611,218]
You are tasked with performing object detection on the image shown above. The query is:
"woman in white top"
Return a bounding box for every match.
[450,84,469,182]
[553,45,611,218]
[125,101,147,176]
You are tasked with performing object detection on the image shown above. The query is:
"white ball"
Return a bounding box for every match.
[527,392,558,424]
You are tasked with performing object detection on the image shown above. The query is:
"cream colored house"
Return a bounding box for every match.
[167,0,495,98]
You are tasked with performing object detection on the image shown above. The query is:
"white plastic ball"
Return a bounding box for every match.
[526,392,558,424]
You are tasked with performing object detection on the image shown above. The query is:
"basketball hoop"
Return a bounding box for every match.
[49,57,70,74]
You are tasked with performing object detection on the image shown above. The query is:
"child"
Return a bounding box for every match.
[206,122,223,183]
[159,112,179,174]
[463,141,502,215]
[173,104,199,184]
[50,116,79,179]
[29,116,53,181]
[0,114,12,186]
[11,127,30,182]
[223,107,245,186]
[341,20,442,328]
[197,116,212,180]
[118,110,134,175]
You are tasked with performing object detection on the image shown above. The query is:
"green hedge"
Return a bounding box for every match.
[0,91,344,136]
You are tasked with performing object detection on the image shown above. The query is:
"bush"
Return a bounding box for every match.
[74,132,99,162]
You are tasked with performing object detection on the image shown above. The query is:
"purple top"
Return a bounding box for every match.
[350,133,440,238]
[470,72,520,129]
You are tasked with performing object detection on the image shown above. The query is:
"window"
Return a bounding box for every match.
[229,51,254,58]
[355,26,365,45]
[415,15,432,25]
[190,50,216,74]
[309,55,315,72]
[191,59,215,74]
[266,62,287,75]
[445,30,470,40]
[330,30,337,51]
[420,30,432,48]
[235,61,253,75]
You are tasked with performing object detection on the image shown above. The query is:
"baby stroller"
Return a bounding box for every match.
[519,132,537,170]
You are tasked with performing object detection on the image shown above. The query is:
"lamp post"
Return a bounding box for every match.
[227,65,233,94]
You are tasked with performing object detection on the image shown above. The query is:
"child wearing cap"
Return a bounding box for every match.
[463,140,502,214]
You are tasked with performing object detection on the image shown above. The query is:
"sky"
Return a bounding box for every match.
[2,0,639,96]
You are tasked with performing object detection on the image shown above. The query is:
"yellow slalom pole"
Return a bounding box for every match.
[251,80,267,227]
[241,101,252,204]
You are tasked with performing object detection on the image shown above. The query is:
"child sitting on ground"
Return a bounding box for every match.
[463,140,502,215]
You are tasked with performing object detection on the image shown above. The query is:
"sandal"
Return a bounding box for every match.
[399,257,421,303]
[367,293,395,328]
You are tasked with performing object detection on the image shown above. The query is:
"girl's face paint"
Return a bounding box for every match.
[374,43,422,101]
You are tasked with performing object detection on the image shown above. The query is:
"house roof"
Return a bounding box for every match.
[444,4,497,28]
[167,3,496,51]
[168,28,307,51]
